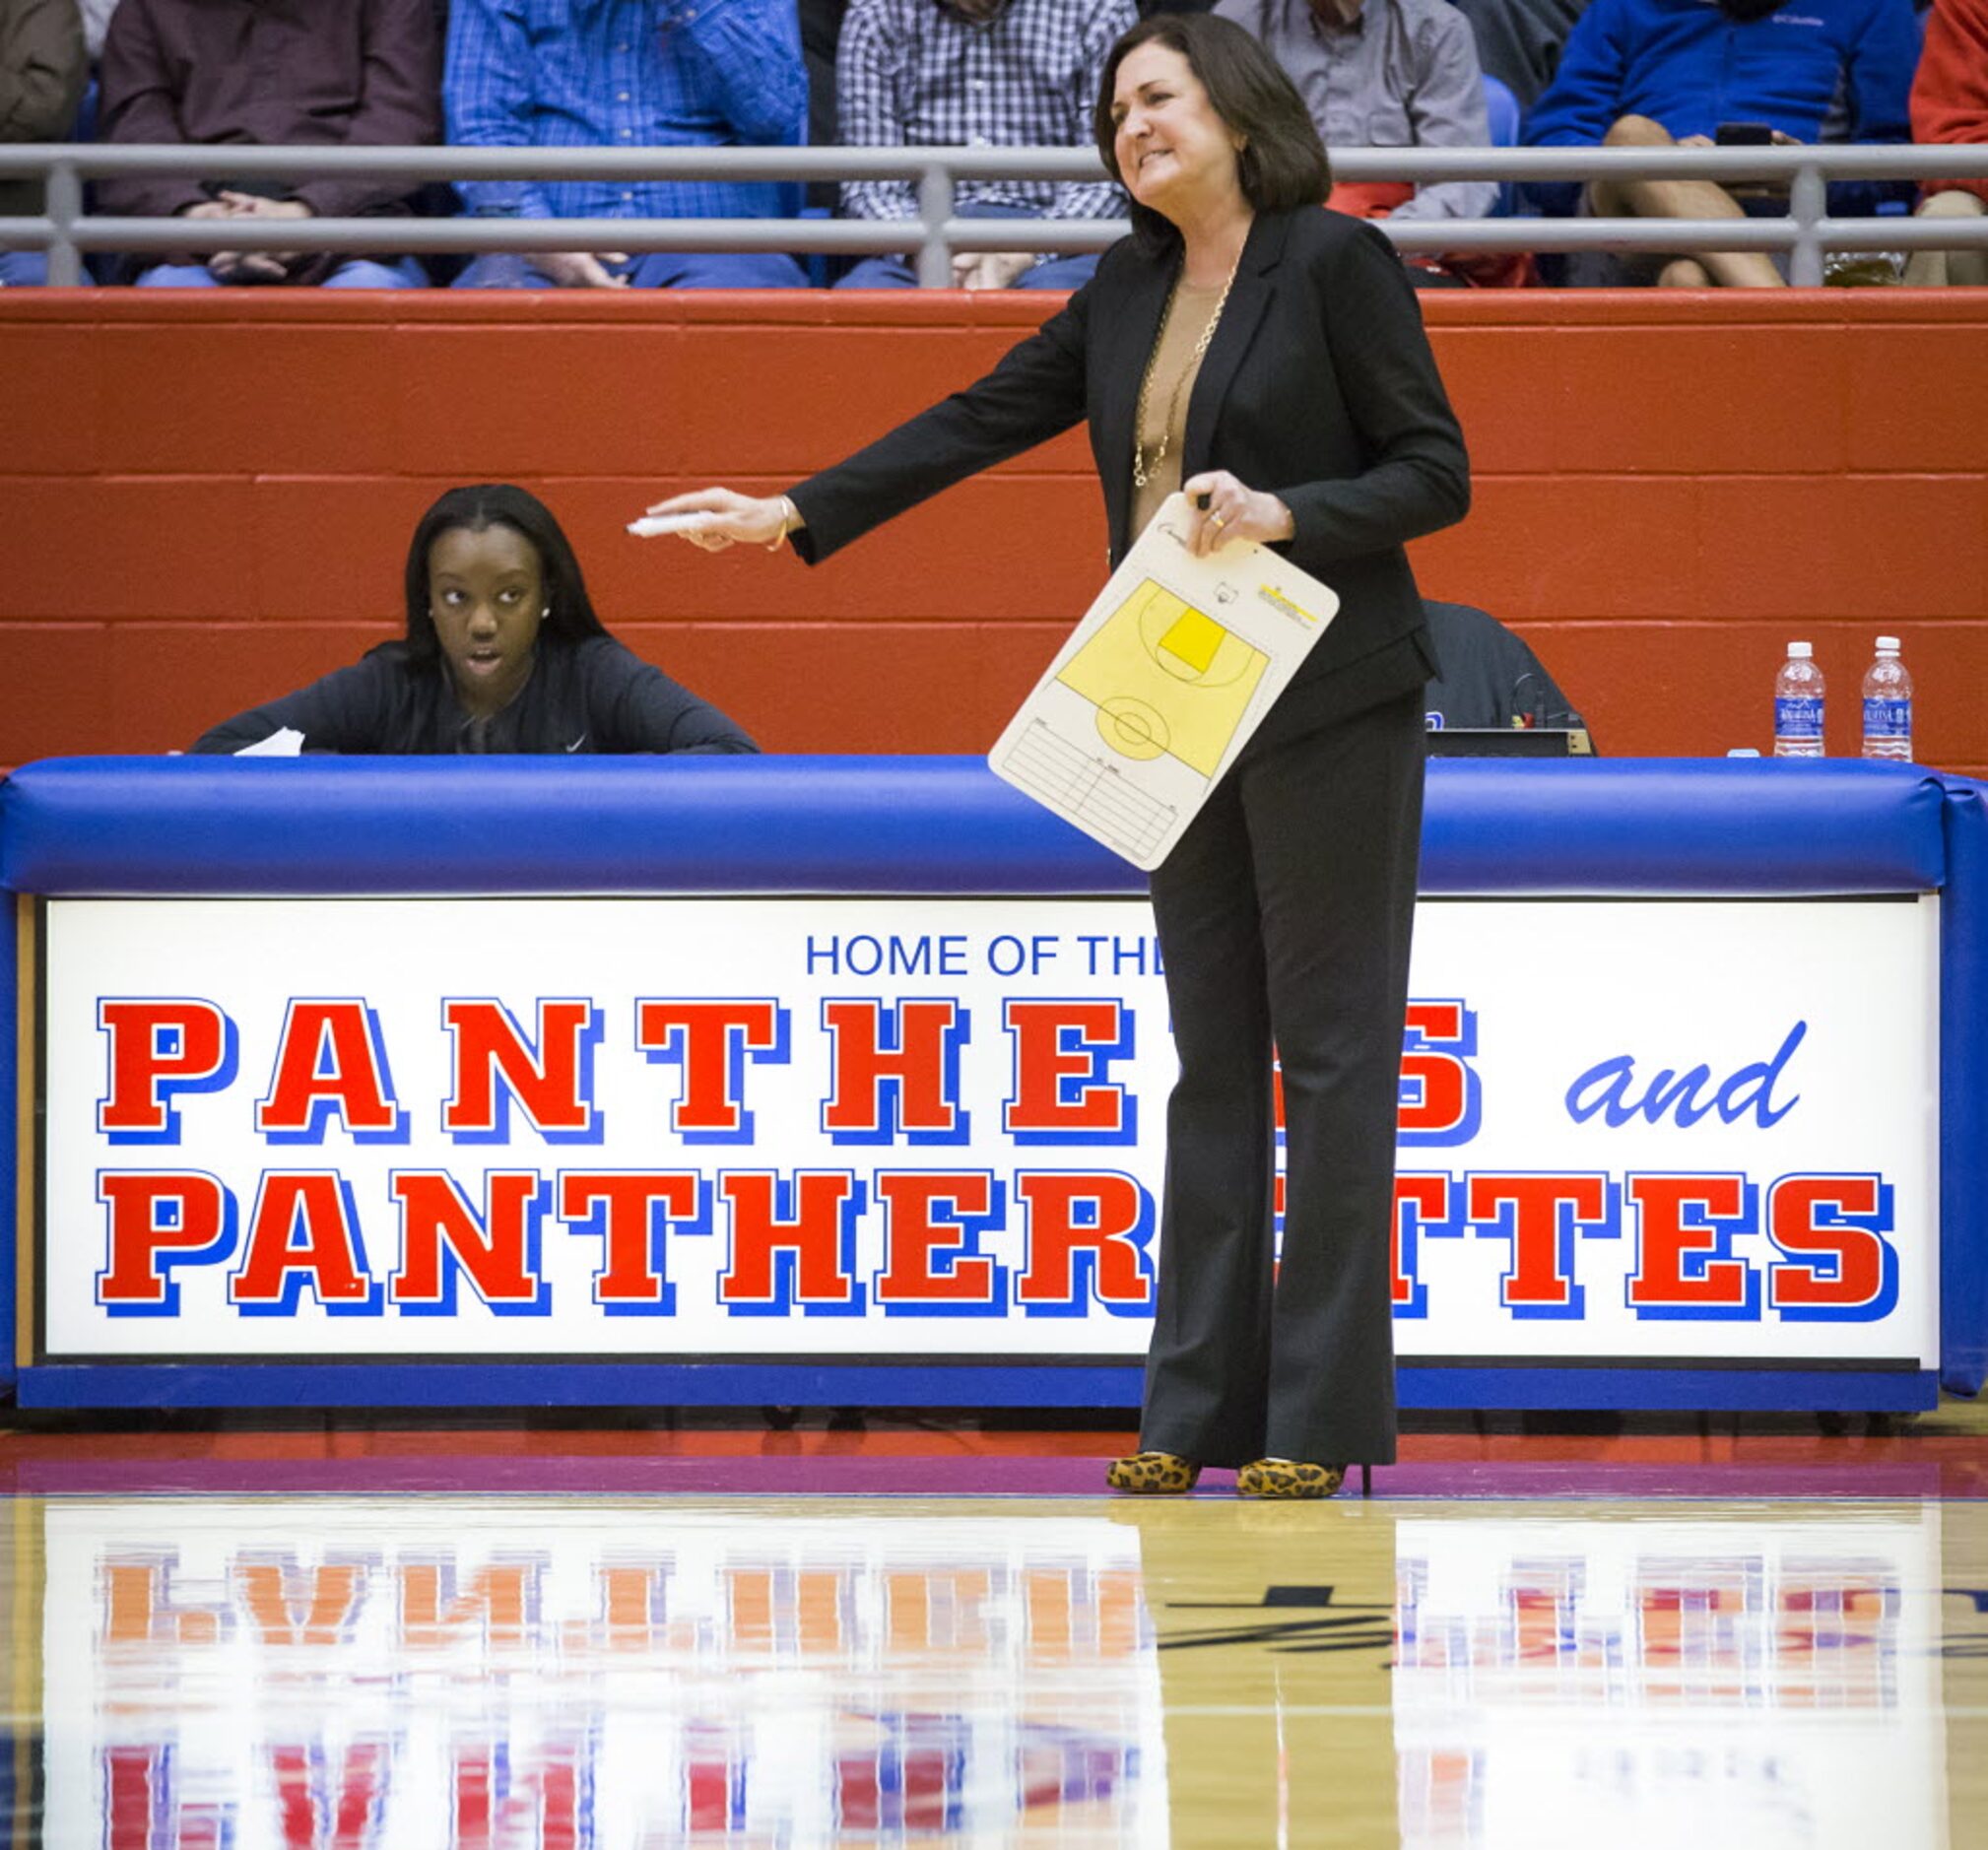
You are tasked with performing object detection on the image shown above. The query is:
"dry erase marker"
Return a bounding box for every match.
[627,512,720,538]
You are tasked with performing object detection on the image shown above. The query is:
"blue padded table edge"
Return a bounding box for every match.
[1940,774,1987,1398]
[0,754,1951,897]
[9,1361,1938,1413]
[0,754,1131,897]
[1,887,14,1399]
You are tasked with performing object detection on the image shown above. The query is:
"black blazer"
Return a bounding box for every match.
[792,206,1470,740]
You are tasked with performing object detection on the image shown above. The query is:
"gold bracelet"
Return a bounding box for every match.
[765,494,797,551]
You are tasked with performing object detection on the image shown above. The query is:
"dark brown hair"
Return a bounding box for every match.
[1094,13,1332,252]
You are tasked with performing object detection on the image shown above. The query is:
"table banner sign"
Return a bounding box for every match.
[34,894,1940,1366]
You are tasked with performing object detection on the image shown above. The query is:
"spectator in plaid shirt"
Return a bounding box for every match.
[446,0,810,289]
[835,0,1138,290]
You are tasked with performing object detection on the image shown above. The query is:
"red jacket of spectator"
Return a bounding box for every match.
[1913,0,1988,205]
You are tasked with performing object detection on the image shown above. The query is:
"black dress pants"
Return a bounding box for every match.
[1139,688,1425,1468]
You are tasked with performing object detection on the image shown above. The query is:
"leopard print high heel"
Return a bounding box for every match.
[1234,1458,1346,1499]
[1105,1451,1202,1494]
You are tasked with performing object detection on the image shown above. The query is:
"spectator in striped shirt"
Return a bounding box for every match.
[447,0,810,289]
[835,0,1138,290]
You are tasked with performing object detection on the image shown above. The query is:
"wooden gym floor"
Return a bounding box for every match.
[3,1398,1985,1847]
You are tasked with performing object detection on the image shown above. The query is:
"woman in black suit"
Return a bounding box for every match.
[649,12,1469,1496]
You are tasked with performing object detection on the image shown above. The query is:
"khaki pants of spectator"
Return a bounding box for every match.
[1903,190,1988,288]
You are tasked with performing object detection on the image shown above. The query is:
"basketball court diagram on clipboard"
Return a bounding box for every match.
[991,495,1340,870]
[1065,579,1271,775]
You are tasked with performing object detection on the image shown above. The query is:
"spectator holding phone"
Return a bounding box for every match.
[1904,0,1988,288]
[1521,0,1920,287]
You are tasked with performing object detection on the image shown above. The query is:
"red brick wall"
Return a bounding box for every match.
[3,289,1983,775]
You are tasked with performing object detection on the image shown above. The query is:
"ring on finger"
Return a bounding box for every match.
[1211,509,1228,529]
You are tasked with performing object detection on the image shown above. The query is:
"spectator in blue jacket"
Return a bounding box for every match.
[1522,0,1920,287]
[446,0,810,289]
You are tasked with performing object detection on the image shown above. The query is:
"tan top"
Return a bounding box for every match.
[1130,278,1226,541]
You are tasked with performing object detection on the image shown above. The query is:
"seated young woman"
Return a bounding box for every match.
[192,484,758,756]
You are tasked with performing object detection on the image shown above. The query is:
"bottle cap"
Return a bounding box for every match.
[1876,635,1900,652]
[1788,641,1813,659]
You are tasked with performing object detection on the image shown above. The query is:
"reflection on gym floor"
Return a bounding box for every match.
[1389,1509,1950,1847]
[24,1503,1166,1847]
[4,1495,1984,1846]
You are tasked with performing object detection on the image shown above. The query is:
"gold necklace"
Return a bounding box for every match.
[1132,245,1243,491]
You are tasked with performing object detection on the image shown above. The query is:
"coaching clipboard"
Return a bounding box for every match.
[988,494,1340,871]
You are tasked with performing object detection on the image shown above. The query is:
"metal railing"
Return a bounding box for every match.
[2,143,1985,289]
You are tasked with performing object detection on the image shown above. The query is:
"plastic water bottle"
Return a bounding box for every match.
[1773,642,1825,758]
[1861,635,1913,760]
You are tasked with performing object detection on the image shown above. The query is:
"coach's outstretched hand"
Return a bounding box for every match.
[643,488,800,552]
